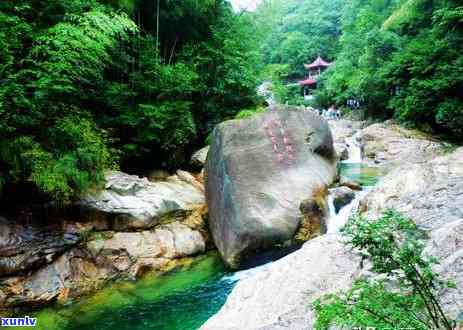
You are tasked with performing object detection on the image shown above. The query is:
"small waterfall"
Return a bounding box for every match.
[344,131,363,163]
[326,128,368,232]
[257,81,275,105]
[326,189,369,233]
[327,194,336,219]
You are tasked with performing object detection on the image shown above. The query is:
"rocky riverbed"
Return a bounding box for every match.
[1,112,461,330]
[202,119,463,330]
[0,170,209,310]
[0,108,339,312]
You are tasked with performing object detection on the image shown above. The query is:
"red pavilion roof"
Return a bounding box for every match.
[298,78,317,86]
[304,56,331,69]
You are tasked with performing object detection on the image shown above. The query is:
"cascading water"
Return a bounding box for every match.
[326,189,369,233]
[222,262,271,282]
[344,131,363,163]
[326,129,369,233]
[326,194,336,220]
[257,81,275,105]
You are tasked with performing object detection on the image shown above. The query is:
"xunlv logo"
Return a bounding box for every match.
[1,316,37,327]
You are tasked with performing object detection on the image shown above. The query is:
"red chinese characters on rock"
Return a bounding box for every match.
[264,119,296,166]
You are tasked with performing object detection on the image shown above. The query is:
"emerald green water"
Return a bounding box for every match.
[339,162,384,187]
[13,253,236,330]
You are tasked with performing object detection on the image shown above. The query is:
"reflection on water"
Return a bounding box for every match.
[14,253,235,330]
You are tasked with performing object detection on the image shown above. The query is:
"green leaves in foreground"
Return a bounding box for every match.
[314,279,428,330]
[313,209,455,330]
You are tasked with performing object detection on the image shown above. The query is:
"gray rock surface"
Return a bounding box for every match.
[0,219,208,308]
[202,131,462,329]
[201,234,362,330]
[359,147,463,319]
[93,223,205,261]
[328,119,364,161]
[206,109,337,268]
[0,218,79,276]
[80,170,204,230]
[0,168,208,309]
[329,120,364,145]
[191,146,210,168]
[360,147,463,228]
[360,121,443,167]
[328,187,356,213]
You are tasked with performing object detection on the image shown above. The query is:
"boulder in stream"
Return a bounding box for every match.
[329,186,356,213]
[206,109,337,269]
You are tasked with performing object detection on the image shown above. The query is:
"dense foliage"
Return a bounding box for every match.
[255,0,463,138]
[0,0,260,203]
[318,0,463,137]
[255,0,343,77]
[314,210,455,329]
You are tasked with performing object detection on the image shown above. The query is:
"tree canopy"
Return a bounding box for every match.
[0,0,261,203]
[254,0,463,140]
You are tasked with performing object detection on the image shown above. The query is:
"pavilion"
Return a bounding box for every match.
[298,56,331,100]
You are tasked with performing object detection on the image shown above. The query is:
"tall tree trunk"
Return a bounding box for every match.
[156,0,160,62]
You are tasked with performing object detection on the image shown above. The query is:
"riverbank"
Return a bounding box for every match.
[0,116,378,329]
[0,170,210,312]
[202,118,463,329]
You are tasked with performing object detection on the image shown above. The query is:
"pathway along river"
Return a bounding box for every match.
[15,165,382,330]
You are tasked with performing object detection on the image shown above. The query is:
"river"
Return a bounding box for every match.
[11,154,382,330]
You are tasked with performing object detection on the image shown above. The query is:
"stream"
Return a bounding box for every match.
[11,132,383,330]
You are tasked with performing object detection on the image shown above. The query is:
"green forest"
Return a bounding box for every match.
[0,0,262,203]
[0,0,462,204]
[257,0,463,137]
[0,1,462,329]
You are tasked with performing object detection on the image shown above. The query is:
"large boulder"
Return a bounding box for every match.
[206,109,337,268]
[80,170,204,231]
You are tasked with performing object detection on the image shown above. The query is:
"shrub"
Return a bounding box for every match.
[234,107,266,119]
[313,209,455,330]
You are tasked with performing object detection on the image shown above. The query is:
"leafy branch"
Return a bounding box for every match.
[313,209,455,330]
